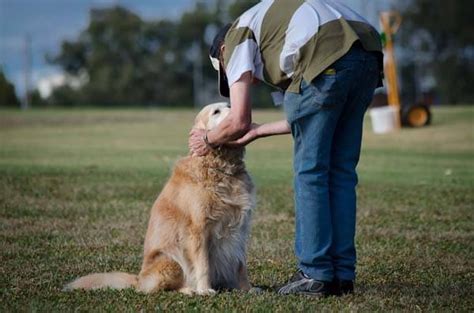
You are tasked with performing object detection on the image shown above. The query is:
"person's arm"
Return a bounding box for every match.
[227,120,291,147]
[188,71,253,156]
[207,71,253,144]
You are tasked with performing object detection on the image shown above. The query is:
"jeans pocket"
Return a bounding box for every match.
[283,73,341,124]
[283,91,300,124]
[306,73,339,109]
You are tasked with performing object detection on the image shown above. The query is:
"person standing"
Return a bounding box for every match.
[189,0,383,297]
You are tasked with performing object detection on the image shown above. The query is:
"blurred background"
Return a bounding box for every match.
[0,0,473,109]
[1,3,473,310]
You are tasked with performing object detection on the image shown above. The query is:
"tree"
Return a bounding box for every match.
[47,2,279,107]
[50,6,185,106]
[401,0,474,104]
[29,89,48,107]
[0,70,20,107]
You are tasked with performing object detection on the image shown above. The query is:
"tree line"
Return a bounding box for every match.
[1,0,473,107]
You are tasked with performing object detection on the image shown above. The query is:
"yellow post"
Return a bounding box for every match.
[380,11,402,128]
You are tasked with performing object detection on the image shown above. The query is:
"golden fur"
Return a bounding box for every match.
[64,102,255,295]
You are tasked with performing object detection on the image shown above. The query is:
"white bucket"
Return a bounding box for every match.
[369,106,399,134]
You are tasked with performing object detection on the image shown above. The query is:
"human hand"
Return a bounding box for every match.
[226,123,260,147]
[188,128,211,157]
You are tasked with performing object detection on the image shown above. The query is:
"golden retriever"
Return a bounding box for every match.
[64,102,255,295]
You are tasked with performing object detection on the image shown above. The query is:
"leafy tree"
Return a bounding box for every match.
[401,0,474,104]
[50,6,182,106]
[0,70,20,107]
[47,85,81,107]
[29,89,48,107]
[47,2,279,107]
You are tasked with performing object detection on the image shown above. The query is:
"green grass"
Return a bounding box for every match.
[1,106,473,312]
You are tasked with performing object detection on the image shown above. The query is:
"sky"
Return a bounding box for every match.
[0,0,196,98]
[0,0,401,99]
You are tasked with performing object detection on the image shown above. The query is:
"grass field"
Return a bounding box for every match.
[1,106,473,311]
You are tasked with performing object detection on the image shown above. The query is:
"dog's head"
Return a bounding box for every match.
[194,102,231,130]
[193,102,245,163]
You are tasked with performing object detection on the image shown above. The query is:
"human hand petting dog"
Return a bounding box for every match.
[189,123,261,157]
[188,128,211,157]
[189,120,290,156]
[226,123,260,147]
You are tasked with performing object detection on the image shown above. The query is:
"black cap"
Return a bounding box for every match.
[209,23,232,98]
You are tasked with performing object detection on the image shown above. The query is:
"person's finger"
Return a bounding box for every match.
[191,128,203,135]
[189,128,199,137]
[200,146,210,156]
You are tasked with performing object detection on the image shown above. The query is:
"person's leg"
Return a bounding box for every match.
[279,44,379,296]
[291,111,338,281]
[329,52,380,282]
[328,101,365,282]
[282,73,350,283]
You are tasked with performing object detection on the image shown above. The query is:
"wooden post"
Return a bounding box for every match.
[380,11,402,128]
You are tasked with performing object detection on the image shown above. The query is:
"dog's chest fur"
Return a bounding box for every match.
[194,150,255,289]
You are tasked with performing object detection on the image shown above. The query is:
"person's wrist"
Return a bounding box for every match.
[252,125,261,139]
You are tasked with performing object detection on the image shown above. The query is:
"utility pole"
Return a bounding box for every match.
[22,34,32,110]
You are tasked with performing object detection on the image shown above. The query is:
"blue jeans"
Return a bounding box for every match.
[283,45,379,281]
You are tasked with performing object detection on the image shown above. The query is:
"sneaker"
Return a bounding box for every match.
[277,270,333,297]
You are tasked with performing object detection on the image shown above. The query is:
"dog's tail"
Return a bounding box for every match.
[63,272,138,291]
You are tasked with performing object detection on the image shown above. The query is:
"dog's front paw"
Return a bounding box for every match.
[179,287,216,296]
[179,287,195,295]
[196,288,216,296]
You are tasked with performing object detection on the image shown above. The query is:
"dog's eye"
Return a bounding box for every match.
[213,109,220,115]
